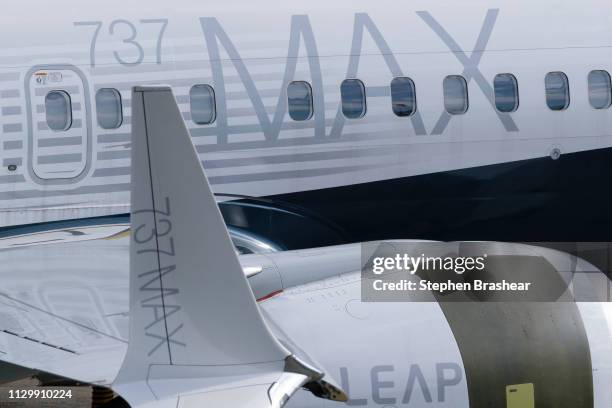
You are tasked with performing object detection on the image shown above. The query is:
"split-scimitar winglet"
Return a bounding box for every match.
[112,86,338,408]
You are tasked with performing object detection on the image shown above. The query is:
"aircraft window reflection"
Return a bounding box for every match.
[190,84,216,125]
[45,90,73,131]
[494,74,519,113]
[545,72,570,111]
[588,70,612,110]
[287,81,313,121]
[96,88,123,129]
[341,79,367,119]
[443,75,469,115]
[390,77,416,117]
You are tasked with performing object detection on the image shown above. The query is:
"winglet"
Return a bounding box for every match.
[112,87,309,407]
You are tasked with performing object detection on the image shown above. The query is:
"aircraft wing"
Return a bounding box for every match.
[0,86,345,407]
[111,86,343,407]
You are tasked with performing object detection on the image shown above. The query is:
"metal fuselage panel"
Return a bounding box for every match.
[1,0,612,227]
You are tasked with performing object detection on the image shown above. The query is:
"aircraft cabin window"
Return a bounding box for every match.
[96,88,123,129]
[443,75,469,115]
[287,81,314,121]
[390,77,416,117]
[190,84,216,125]
[341,79,367,119]
[588,70,612,110]
[545,72,570,111]
[494,74,519,113]
[45,90,73,131]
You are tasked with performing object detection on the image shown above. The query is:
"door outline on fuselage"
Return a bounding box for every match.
[24,64,93,185]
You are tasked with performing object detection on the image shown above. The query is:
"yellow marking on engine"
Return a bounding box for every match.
[506,383,534,408]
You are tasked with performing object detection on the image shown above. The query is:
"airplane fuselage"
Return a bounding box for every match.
[1,0,612,246]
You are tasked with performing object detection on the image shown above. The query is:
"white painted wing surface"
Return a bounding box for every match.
[112,86,299,407]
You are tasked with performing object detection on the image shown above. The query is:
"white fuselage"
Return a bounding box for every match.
[1,0,612,226]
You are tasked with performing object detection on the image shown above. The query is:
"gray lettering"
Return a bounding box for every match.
[402,364,433,403]
[199,15,324,144]
[330,13,427,138]
[110,20,145,66]
[140,19,168,64]
[339,367,368,406]
[74,21,103,67]
[371,365,395,405]
[436,362,462,401]
[146,324,186,356]
[143,304,181,330]
[417,9,518,134]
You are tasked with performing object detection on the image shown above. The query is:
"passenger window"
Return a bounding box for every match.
[96,88,123,129]
[287,81,313,121]
[45,91,72,131]
[545,72,570,111]
[588,70,612,109]
[190,84,216,125]
[390,77,416,117]
[494,74,519,113]
[341,79,366,119]
[443,75,469,115]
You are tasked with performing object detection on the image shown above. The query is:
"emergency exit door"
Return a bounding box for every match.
[26,65,91,183]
